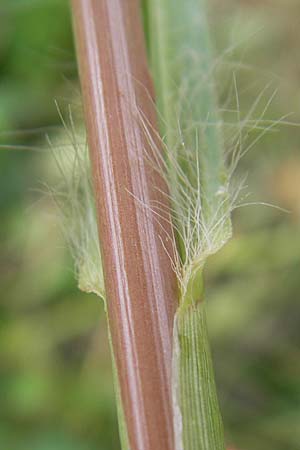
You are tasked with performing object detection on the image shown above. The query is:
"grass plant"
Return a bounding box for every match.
[60,1,297,449]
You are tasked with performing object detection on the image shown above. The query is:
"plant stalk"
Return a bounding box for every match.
[70,1,177,449]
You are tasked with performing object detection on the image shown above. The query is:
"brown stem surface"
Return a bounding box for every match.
[71,1,177,449]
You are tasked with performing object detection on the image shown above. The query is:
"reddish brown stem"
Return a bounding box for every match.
[71,1,177,449]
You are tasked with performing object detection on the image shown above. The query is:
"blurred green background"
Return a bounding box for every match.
[0,1,299,449]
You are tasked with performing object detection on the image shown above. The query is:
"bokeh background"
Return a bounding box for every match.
[0,1,299,449]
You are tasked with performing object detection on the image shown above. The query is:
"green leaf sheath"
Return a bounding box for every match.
[144,1,229,449]
[174,303,225,450]
[145,0,231,258]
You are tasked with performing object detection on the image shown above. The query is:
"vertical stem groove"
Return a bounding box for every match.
[71,1,177,449]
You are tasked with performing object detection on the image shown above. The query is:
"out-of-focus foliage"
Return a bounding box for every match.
[207,2,300,449]
[0,1,299,449]
[0,2,119,449]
